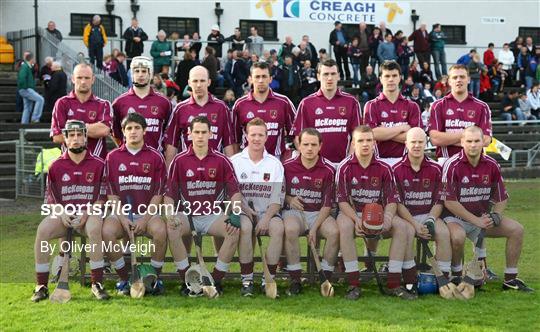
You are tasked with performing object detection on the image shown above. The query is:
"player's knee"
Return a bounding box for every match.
[86,223,102,241]
[435,222,450,242]
[151,225,167,244]
[509,220,524,239]
[326,226,339,242]
[450,230,465,247]
[337,216,353,233]
[240,218,252,236]
[269,220,284,237]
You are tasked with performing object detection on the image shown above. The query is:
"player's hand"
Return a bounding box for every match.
[289,196,304,211]
[119,216,132,234]
[225,222,239,236]
[400,124,412,132]
[354,219,365,237]
[167,215,181,229]
[72,214,88,230]
[133,218,148,235]
[479,214,494,229]
[60,214,73,228]
[415,223,431,240]
[308,228,317,246]
[382,215,392,233]
[255,218,270,235]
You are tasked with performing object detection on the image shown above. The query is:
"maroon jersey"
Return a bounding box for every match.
[46,151,105,207]
[364,94,422,158]
[50,91,113,159]
[105,144,166,213]
[165,146,240,206]
[112,88,172,152]
[164,94,233,152]
[232,89,296,157]
[291,89,362,163]
[283,155,335,212]
[428,93,492,158]
[441,150,508,217]
[392,155,442,216]
[336,155,399,212]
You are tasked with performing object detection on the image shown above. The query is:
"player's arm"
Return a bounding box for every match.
[428,203,443,219]
[311,206,331,232]
[135,195,163,234]
[165,144,178,168]
[444,200,490,228]
[338,201,360,224]
[383,202,397,231]
[429,129,462,147]
[86,122,111,139]
[107,194,131,232]
[52,134,64,144]
[492,199,507,215]
[373,125,410,141]
[390,131,408,143]
[223,144,238,157]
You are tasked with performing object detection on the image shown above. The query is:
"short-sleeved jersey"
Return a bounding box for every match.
[46,151,106,207]
[283,155,335,212]
[50,91,113,159]
[105,144,166,213]
[441,150,508,217]
[392,155,442,216]
[291,89,362,163]
[164,94,233,152]
[364,93,422,158]
[232,89,296,157]
[112,88,172,152]
[336,154,399,212]
[428,93,492,158]
[230,149,284,213]
[165,146,240,206]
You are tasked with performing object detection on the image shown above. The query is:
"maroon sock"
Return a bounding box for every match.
[453,270,462,277]
[289,269,302,282]
[387,272,401,289]
[91,268,104,284]
[443,272,450,279]
[504,273,517,281]
[36,272,49,286]
[267,264,277,276]
[212,268,226,282]
[116,265,129,281]
[347,271,360,287]
[402,266,417,285]
[177,267,188,282]
[240,262,254,275]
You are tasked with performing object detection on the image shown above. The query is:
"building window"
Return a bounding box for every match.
[441,25,466,45]
[157,17,199,37]
[70,13,116,37]
[240,20,278,41]
[519,27,540,44]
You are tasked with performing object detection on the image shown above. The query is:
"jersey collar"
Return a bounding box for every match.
[66,91,97,102]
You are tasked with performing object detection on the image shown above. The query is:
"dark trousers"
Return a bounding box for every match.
[359,52,370,76]
[416,52,431,67]
[89,44,104,70]
[334,46,350,79]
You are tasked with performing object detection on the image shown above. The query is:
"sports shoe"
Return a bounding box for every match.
[502,278,534,293]
[450,276,462,286]
[91,282,110,300]
[286,281,302,296]
[116,280,130,296]
[31,285,49,302]
[151,279,165,296]
[388,286,417,300]
[486,268,499,281]
[241,281,254,297]
[345,286,361,300]
[214,280,223,296]
[179,283,191,297]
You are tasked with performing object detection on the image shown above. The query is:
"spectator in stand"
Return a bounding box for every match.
[433,88,443,100]
[510,36,524,58]
[434,74,449,95]
[45,61,67,112]
[378,21,392,36]
[280,54,302,104]
[150,30,173,75]
[168,32,182,56]
[479,67,493,101]
[224,27,246,52]
[222,49,234,88]
[18,52,43,123]
[318,48,329,65]
[83,15,107,70]
[420,61,434,86]
[408,59,421,83]
[518,92,537,120]
[40,57,53,91]
[525,36,536,55]
[407,84,424,110]
[297,41,312,68]
[368,27,383,71]
[501,90,526,123]
[517,46,537,90]
[498,43,515,82]
[110,52,128,87]
[202,46,219,94]
[231,50,249,98]
[348,37,362,87]
[46,21,63,42]
[161,72,181,97]
[468,53,484,98]
[191,32,202,60]
[393,30,404,47]
[152,73,167,95]
[408,23,431,67]
[302,35,319,69]
[300,60,317,97]
[456,48,476,66]
[423,81,435,103]
[279,36,295,62]
[359,64,378,103]
[483,43,496,69]
[527,83,540,118]
[223,89,236,109]
[102,54,117,78]
[246,26,264,57]
[402,76,415,97]
[268,59,282,91]
[429,23,447,79]
[207,25,225,59]
[175,50,197,99]
[489,62,507,95]
[179,34,192,54]
[329,21,351,80]
[123,17,148,68]
[354,22,371,76]
[397,38,414,79]
[260,49,271,63]
[377,32,397,63]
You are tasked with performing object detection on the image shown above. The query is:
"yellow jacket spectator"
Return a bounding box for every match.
[83,15,107,70]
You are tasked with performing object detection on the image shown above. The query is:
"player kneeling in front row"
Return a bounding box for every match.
[394,128,452,279]
[102,112,168,296]
[32,120,109,302]
[282,128,339,296]
[336,125,418,300]
[165,116,240,296]
[442,126,533,292]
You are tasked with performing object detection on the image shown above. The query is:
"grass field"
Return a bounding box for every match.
[1,181,539,331]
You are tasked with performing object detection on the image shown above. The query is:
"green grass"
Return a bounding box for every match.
[1,181,539,331]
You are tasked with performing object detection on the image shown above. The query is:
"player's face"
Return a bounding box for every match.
[72,66,95,94]
[406,132,426,158]
[250,68,271,94]
[188,69,210,98]
[64,130,85,150]
[246,124,267,151]
[190,122,211,148]
[461,130,483,158]
[380,69,400,93]
[123,122,145,146]
[299,134,321,161]
[353,131,375,157]
[132,67,151,87]
[318,65,339,92]
[448,68,470,95]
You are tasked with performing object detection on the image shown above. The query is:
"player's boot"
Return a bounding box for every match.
[179,282,191,296]
[502,278,534,293]
[91,282,110,300]
[450,275,462,286]
[486,268,499,281]
[241,281,254,297]
[31,285,49,302]
[286,281,302,296]
[214,280,223,296]
[115,280,130,296]
[151,279,165,295]
[388,286,417,300]
[345,286,361,300]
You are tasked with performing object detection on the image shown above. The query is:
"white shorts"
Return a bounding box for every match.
[180,214,222,235]
[444,216,481,241]
[412,213,430,225]
[337,211,362,220]
[380,157,402,167]
[282,210,319,230]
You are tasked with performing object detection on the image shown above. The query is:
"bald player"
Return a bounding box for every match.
[393,127,451,277]
[441,126,533,292]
